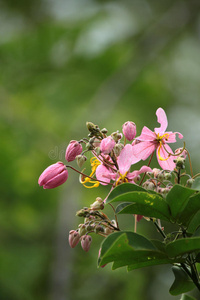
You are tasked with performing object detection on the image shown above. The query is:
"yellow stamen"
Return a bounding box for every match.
[80,157,101,188]
[156,133,170,161]
[116,172,129,186]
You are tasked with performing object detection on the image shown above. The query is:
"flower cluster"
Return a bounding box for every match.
[38,107,186,251]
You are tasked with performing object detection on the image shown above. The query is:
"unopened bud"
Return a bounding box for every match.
[164,172,172,180]
[122,121,136,141]
[95,225,104,234]
[100,136,115,154]
[90,197,104,210]
[186,178,194,188]
[175,148,187,159]
[65,140,83,162]
[81,235,92,252]
[76,208,89,217]
[101,128,108,134]
[104,227,113,235]
[113,143,124,157]
[174,157,185,169]
[78,224,87,236]
[111,131,122,143]
[76,155,87,168]
[69,230,80,248]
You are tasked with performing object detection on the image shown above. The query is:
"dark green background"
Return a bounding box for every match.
[1,0,200,299]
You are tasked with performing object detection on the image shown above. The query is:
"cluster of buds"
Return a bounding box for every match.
[68,197,119,251]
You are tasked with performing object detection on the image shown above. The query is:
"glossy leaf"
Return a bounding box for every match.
[187,211,200,233]
[177,192,200,226]
[108,191,171,221]
[166,237,200,258]
[169,266,195,295]
[98,231,174,270]
[166,185,196,222]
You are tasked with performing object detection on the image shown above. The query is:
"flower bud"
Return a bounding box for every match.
[81,235,92,252]
[65,140,82,162]
[113,143,124,157]
[69,230,80,248]
[95,225,104,234]
[122,121,136,141]
[76,155,87,168]
[76,208,90,217]
[38,162,68,189]
[175,148,187,159]
[111,131,123,143]
[100,136,115,154]
[186,178,194,188]
[90,197,104,210]
[78,224,87,236]
[164,172,172,180]
[174,157,185,169]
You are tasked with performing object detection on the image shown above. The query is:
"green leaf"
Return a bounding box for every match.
[111,191,171,221]
[178,192,200,226]
[106,183,148,203]
[192,177,200,191]
[166,185,196,222]
[166,237,200,258]
[169,266,195,295]
[98,231,174,270]
[187,211,200,233]
[180,295,196,300]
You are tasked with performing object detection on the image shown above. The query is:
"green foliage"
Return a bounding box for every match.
[170,267,195,296]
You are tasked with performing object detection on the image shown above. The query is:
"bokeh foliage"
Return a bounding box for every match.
[1,0,200,299]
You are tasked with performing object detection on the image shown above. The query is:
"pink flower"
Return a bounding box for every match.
[100,136,115,154]
[69,230,80,248]
[96,144,151,185]
[65,140,83,162]
[81,235,92,252]
[132,108,183,170]
[38,162,68,189]
[122,121,136,141]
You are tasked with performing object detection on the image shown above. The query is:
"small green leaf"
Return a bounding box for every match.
[192,177,200,191]
[169,266,195,295]
[166,185,196,222]
[166,237,200,258]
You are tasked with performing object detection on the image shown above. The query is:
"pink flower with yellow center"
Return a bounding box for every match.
[132,108,183,170]
[96,144,151,185]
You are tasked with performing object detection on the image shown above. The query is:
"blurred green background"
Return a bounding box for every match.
[1,0,200,299]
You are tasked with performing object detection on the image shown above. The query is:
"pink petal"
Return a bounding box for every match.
[154,108,168,135]
[43,169,68,189]
[128,166,152,180]
[165,131,183,143]
[132,141,156,161]
[117,144,140,174]
[156,144,176,170]
[136,126,155,142]
[96,165,115,185]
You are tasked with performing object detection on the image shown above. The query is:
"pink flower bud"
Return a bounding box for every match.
[122,121,136,141]
[65,140,82,162]
[81,235,92,252]
[69,230,80,248]
[100,136,115,154]
[38,162,68,189]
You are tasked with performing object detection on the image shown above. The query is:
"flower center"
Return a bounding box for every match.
[156,133,170,161]
[116,171,128,186]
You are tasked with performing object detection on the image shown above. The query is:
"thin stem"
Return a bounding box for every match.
[66,165,113,186]
[150,218,166,239]
[185,148,193,177]
[139,151,154,186]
